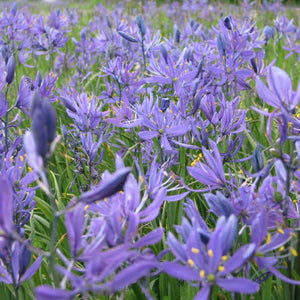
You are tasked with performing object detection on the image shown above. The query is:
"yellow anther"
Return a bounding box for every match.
[277,228,284,234]
[266,234,271,244]
[10,157,13,163]
[28,167,33,173]
[290,232,297,238]
[208,249,214,257]
[200,270,205,278]
[20,156,24,162]
[279,246,285,252]
[191,247,200,254]
[139,175,144,183]
[290,247,298,257]
[84,205,89,211]
[187,259,195,267]
[104,198,108,202]
[218,266,225,272]
[221,255,228,261]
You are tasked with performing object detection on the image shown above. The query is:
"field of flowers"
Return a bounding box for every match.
[2,0,300,299]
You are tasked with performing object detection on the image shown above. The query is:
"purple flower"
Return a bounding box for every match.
[163,214,259,300]
[256,66,300,113]
[204,191,235,218]
[78,167,131,204]
[65,204,84,257]
[16,76,35,114]
[0,175,13,248]
[52,164,164,297]
[59,89,109,132]
[139,103,190,152]
[23,132,44,179]
[0,241,42,286]
[187,140,226,190]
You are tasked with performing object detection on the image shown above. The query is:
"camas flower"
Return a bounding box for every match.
[0,175,13,248]
[138,103,190,152]
[0,241,42,286]
[256,66,300,113]
[163,213,259,300]
[187,140,226,190]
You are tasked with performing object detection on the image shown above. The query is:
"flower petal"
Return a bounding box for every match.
[217,277,259,294]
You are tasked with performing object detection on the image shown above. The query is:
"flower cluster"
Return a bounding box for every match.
[1,1,300,300]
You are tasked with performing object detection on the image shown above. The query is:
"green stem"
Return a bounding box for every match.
[141,38,147,71]
[283,141,294,225]
[45,172,59,287]
[4,84,10,154]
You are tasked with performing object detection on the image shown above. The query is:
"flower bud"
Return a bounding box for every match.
[1,45,9,64]
[105,16,112,28]
[79,168,131,204]
[217,33,226,57]
[263,26,275,43]
[274,191,283,202]
[160,44,168,64]
[61,96,76,112]
[136,14,146,37]
[35,71,43,88]
[118,31,138,43]
[160,98,170,112]
[30,91,57,160]
[174,24,181,44]
[10,2,17,16]
[19,241,32,277]
[224,16,232,30]
[192,92,202,115]
[250,57,258,74]
[6,56,15,85]
[251,145,264,173]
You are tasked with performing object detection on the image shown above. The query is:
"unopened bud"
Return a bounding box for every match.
[6,56,15,85]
